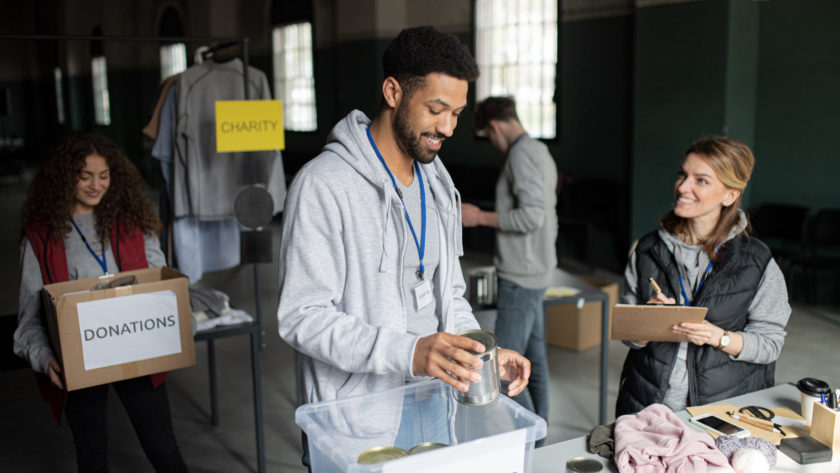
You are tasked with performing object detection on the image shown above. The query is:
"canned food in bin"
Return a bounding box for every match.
[408,442,448,454]
[357,446,408,464]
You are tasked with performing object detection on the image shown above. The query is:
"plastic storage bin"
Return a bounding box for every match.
[296,378,547,473]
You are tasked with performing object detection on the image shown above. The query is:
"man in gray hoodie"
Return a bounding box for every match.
[462,97,559,425]
[277,26,531,418]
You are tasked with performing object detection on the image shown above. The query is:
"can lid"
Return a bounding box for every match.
[457,329,498,353]
[797,377,830,396]
[408,442,448,455]
[566,457,604,473]
[357,446,409,464]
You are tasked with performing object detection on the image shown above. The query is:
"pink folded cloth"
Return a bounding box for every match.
[614,404,734,473]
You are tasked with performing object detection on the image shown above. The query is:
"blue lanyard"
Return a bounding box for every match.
[678,260,713,306]
[71,220,108,274]
[366,127,427,280]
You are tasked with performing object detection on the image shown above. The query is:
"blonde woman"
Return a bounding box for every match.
[616,136,790,416]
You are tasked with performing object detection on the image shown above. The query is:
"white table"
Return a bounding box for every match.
[532,384,838,472]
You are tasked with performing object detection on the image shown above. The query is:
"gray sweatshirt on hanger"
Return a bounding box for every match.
[175,58,286,220]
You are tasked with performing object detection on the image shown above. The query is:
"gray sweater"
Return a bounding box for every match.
[622,211,791,411]
[494,135,559,288]
[14,213,166,374]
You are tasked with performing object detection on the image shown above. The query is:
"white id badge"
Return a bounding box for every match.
[413,279,434,311]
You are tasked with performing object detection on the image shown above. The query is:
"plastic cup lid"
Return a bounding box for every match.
[796,377,830,396]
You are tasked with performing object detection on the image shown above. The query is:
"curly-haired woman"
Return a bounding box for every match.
[14,132,188,472]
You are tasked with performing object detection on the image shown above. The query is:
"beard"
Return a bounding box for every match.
[392,101,442,164]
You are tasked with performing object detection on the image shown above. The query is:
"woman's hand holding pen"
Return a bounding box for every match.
[647,277,676,305]
[647,292,676,305]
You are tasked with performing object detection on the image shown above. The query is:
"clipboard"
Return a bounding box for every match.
[610,304,707,342]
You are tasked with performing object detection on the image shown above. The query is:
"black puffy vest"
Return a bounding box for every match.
[615,231,774,417]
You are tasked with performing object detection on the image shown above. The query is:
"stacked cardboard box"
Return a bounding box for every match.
[545,275,619,351]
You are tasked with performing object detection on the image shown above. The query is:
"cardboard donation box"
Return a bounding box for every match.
[41,267,196,391]
[546,276,619,351]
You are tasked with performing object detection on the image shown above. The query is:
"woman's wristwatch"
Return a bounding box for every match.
[716,331,731,350]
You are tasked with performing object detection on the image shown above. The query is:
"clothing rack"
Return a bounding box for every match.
[200,40,241,61]
[1,34,251,100]
[0,33,265,473]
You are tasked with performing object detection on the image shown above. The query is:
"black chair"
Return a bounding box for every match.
[789,208,840,305]
[556,178,627,273]
[749,203,809,288]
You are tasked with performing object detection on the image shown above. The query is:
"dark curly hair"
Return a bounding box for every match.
[383,26,479,100]
[473,96,520,131]
[21,132,161,243]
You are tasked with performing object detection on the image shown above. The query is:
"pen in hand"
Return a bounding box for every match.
[649,277,663,295]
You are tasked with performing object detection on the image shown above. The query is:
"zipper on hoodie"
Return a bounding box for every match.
[394,195,409,332]
[435,174,457,330]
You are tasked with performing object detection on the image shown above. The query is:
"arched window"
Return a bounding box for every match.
[475,0,558,138]
[90,26,110,126]
[271,0,317,132]
[158,6,187,80]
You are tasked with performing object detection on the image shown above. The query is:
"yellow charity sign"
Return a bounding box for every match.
[215,100,285,152]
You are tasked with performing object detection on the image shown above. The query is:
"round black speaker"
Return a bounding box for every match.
[233,185,274,229]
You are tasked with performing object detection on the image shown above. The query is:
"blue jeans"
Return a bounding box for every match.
[495,277,549,425]
[394,390,451,449]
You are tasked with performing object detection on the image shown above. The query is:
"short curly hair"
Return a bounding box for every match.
[21,132,161,244]
[382,26,479,100]
[473,96,520,131]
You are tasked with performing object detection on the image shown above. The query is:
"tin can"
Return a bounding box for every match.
[408,442,448,454]
[453,329,500,406]
[566,457,604,473]
[357,446,409,464]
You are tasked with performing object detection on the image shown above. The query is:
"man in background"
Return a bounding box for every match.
[462,96,558,425]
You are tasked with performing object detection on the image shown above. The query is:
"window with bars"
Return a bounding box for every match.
[159,43,187,80]
[272,22,317,132]
[91,56,111,126]
[475,0,558,138]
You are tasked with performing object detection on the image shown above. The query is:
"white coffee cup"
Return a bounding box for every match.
[800,391,821,422]
[796,377,830,423]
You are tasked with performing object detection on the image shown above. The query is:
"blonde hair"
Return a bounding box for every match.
[661,136,755,260]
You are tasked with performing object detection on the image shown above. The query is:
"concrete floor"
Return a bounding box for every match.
[1,180,839,472]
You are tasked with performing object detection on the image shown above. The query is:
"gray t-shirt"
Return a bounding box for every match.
[395,166,440,337]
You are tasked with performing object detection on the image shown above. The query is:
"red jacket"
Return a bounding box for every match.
[24,220,167,423]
